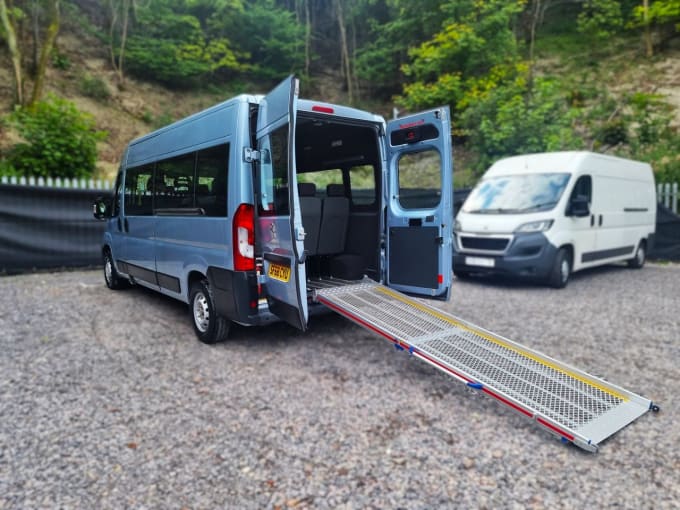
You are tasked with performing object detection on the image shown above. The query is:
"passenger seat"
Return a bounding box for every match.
[318,183,364,280]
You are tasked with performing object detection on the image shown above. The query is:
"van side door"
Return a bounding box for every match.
[255,76,308,330]
[385,107,453,299]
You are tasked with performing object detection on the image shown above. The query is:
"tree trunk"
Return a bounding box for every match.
[29,0,60,106]
[0,0,24,106]
[643,0,653,58]
[335,0,353,103]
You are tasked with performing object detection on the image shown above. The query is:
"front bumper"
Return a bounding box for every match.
[453,232,557,280]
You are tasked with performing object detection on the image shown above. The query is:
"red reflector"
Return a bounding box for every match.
[250,300,258,309]
[438,274,443,284]
[312,105,334,114]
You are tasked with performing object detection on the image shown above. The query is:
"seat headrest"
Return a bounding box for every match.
[326,184,346,197]
[298,182,317,197]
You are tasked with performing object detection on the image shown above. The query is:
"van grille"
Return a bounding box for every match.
[460,236,510,252]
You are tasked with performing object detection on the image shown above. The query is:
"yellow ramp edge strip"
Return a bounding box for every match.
[375,286,628,402]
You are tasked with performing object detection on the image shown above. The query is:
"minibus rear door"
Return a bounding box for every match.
[255,76,309,330]
[384,107,453,299]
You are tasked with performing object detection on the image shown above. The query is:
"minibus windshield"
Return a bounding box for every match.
[462,172,571,214]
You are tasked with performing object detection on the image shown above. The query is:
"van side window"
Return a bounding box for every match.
[297,168,342,198]
[196,144,229,217]
[124,164,154,215]
[258,126,289,216]
[570,175,592,203]
[154,153,196,210]
[398,149,442,209]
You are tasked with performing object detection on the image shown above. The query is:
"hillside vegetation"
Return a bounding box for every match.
[1,0,679,185]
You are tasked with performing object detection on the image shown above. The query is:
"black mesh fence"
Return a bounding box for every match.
[0,184,111,274]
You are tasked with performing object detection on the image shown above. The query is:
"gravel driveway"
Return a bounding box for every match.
[1,264,678,509]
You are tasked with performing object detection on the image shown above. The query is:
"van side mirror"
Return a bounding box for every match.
[568,195,590,217]
[93,196,112,220]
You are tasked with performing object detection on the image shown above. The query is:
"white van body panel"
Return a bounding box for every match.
[454,151,656,283]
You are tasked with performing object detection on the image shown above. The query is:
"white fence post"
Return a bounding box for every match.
[673,183,678,215]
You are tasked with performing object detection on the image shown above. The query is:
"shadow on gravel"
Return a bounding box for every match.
[455,262,634,289]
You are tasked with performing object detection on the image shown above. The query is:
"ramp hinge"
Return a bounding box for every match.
[243,147,260,163]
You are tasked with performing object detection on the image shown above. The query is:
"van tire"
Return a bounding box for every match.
[548,248,571,289]
[627,241,646,269]
[189,279,230,344]
[103,249,128,290]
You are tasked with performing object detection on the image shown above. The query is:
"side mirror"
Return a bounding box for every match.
[568,195,590,217]
[93,196,112,220]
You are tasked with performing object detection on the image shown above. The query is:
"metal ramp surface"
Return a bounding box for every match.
[314,279,656,452]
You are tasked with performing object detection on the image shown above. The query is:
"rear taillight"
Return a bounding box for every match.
[233,203,255,271]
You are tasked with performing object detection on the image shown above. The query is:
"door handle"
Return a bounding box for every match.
[599,214,603,226]
[590,215,594,227]
[124,218,129,232]
[117,217,122,231]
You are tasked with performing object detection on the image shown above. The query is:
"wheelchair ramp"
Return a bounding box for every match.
[314,280,655,452]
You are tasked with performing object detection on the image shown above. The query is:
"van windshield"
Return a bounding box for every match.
[462,173,571,214]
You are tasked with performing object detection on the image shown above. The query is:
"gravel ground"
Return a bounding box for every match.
[0,263,678,509]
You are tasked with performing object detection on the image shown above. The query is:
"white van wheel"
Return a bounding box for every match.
[628,241,646,269]
[189,279,230,344]
[548,248,571,289]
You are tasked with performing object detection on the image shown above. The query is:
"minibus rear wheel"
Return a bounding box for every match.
[189,279,230,344]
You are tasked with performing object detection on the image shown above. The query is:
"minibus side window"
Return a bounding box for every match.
[348,164,376,208]
[258,126,289,216]
[124,164,154,215]
[196,144,228,217]
[154,153,196,210]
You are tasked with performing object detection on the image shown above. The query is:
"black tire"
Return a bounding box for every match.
[189,279,230,344]
[103,249,128,290]
[627,241,646,269]
[548,248,571,289]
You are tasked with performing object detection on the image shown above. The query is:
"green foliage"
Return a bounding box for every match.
[51,50,70,70]
[79,74,111,101]
[632,0,680,29]
[461,73,582,174]
[1,95,107,179]
[123,0,248,87]
[213,0,304,82]
[577,0,625,40]
[398,0,525,114]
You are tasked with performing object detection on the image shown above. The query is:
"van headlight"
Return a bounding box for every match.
[515,220,553,233]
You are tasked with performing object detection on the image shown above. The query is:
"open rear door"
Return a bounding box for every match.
[385,107,453,299]
[255,76,308,330]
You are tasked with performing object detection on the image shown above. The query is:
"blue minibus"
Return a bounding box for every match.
[94,76,453,343]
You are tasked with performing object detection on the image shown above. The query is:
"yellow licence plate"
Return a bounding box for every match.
[268,262,291,282]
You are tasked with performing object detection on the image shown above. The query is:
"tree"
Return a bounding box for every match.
[2,94,107,178]
[632,0,680,56]
[398,0,525,114]
[107,0,135,86]
[0,0,60,106]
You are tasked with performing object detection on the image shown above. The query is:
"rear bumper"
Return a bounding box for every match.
[453,232,557,280]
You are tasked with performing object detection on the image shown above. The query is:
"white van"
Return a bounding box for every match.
[453,151,656,287]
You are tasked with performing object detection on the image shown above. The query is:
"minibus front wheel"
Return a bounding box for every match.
[189,279,231,344]
[103,249,128,290]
